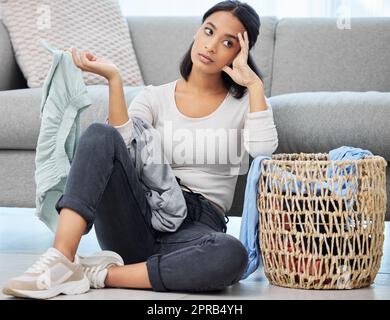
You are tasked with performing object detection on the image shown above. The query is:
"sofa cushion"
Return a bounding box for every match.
[271,18,390,96]
[0,20,27,90]
[0,85,144,149]
[1,0,144,88]
[269,91,390,161]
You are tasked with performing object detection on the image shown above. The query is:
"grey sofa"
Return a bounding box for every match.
[0,16,389,220]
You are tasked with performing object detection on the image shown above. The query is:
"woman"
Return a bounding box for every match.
[3,0,278,299]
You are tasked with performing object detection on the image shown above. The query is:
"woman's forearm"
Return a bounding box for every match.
[107,74,129,126]
[247,79,267,113]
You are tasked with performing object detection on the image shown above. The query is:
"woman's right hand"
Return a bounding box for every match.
[63,47,120,81]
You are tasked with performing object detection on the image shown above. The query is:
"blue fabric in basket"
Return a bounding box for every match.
[239,146,373,280]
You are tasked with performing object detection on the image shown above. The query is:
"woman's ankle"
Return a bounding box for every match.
[53,245,76,262]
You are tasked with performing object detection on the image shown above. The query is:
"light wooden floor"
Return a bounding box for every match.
[0,207,389,300]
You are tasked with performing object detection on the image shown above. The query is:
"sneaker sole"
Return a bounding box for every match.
[79,250,124,267]
[3,275,90,299]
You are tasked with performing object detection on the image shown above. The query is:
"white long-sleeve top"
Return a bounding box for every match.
[112,79,278,212]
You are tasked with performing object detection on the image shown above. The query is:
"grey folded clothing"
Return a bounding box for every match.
[128,116,187,232]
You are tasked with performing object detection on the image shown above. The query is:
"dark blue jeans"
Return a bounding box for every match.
[55,123,248,292]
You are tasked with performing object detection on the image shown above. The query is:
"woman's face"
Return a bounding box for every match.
[191,11,247,74]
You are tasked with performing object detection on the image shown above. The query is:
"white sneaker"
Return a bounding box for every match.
[78,251,124,289]
[2,247,89,299]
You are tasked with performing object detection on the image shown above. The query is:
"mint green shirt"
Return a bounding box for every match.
[35,40,91,232]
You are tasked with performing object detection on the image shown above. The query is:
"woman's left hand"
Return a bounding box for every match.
[222,31,262,88]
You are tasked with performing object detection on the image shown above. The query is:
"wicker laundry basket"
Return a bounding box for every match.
[257,153,387,289]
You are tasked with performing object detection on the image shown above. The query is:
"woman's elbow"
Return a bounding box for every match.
[246,139,279,158]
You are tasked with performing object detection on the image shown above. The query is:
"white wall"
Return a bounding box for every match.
[119,0,390,17]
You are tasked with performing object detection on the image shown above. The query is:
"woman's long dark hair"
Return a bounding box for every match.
[179,0,262,99]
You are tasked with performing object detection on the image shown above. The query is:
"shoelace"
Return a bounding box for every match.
[83,265,104,288]
[26,250,59,274]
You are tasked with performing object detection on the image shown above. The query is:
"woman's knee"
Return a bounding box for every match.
[83,123,114,139]
[213,233,248,285]
[80,123,119,149]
